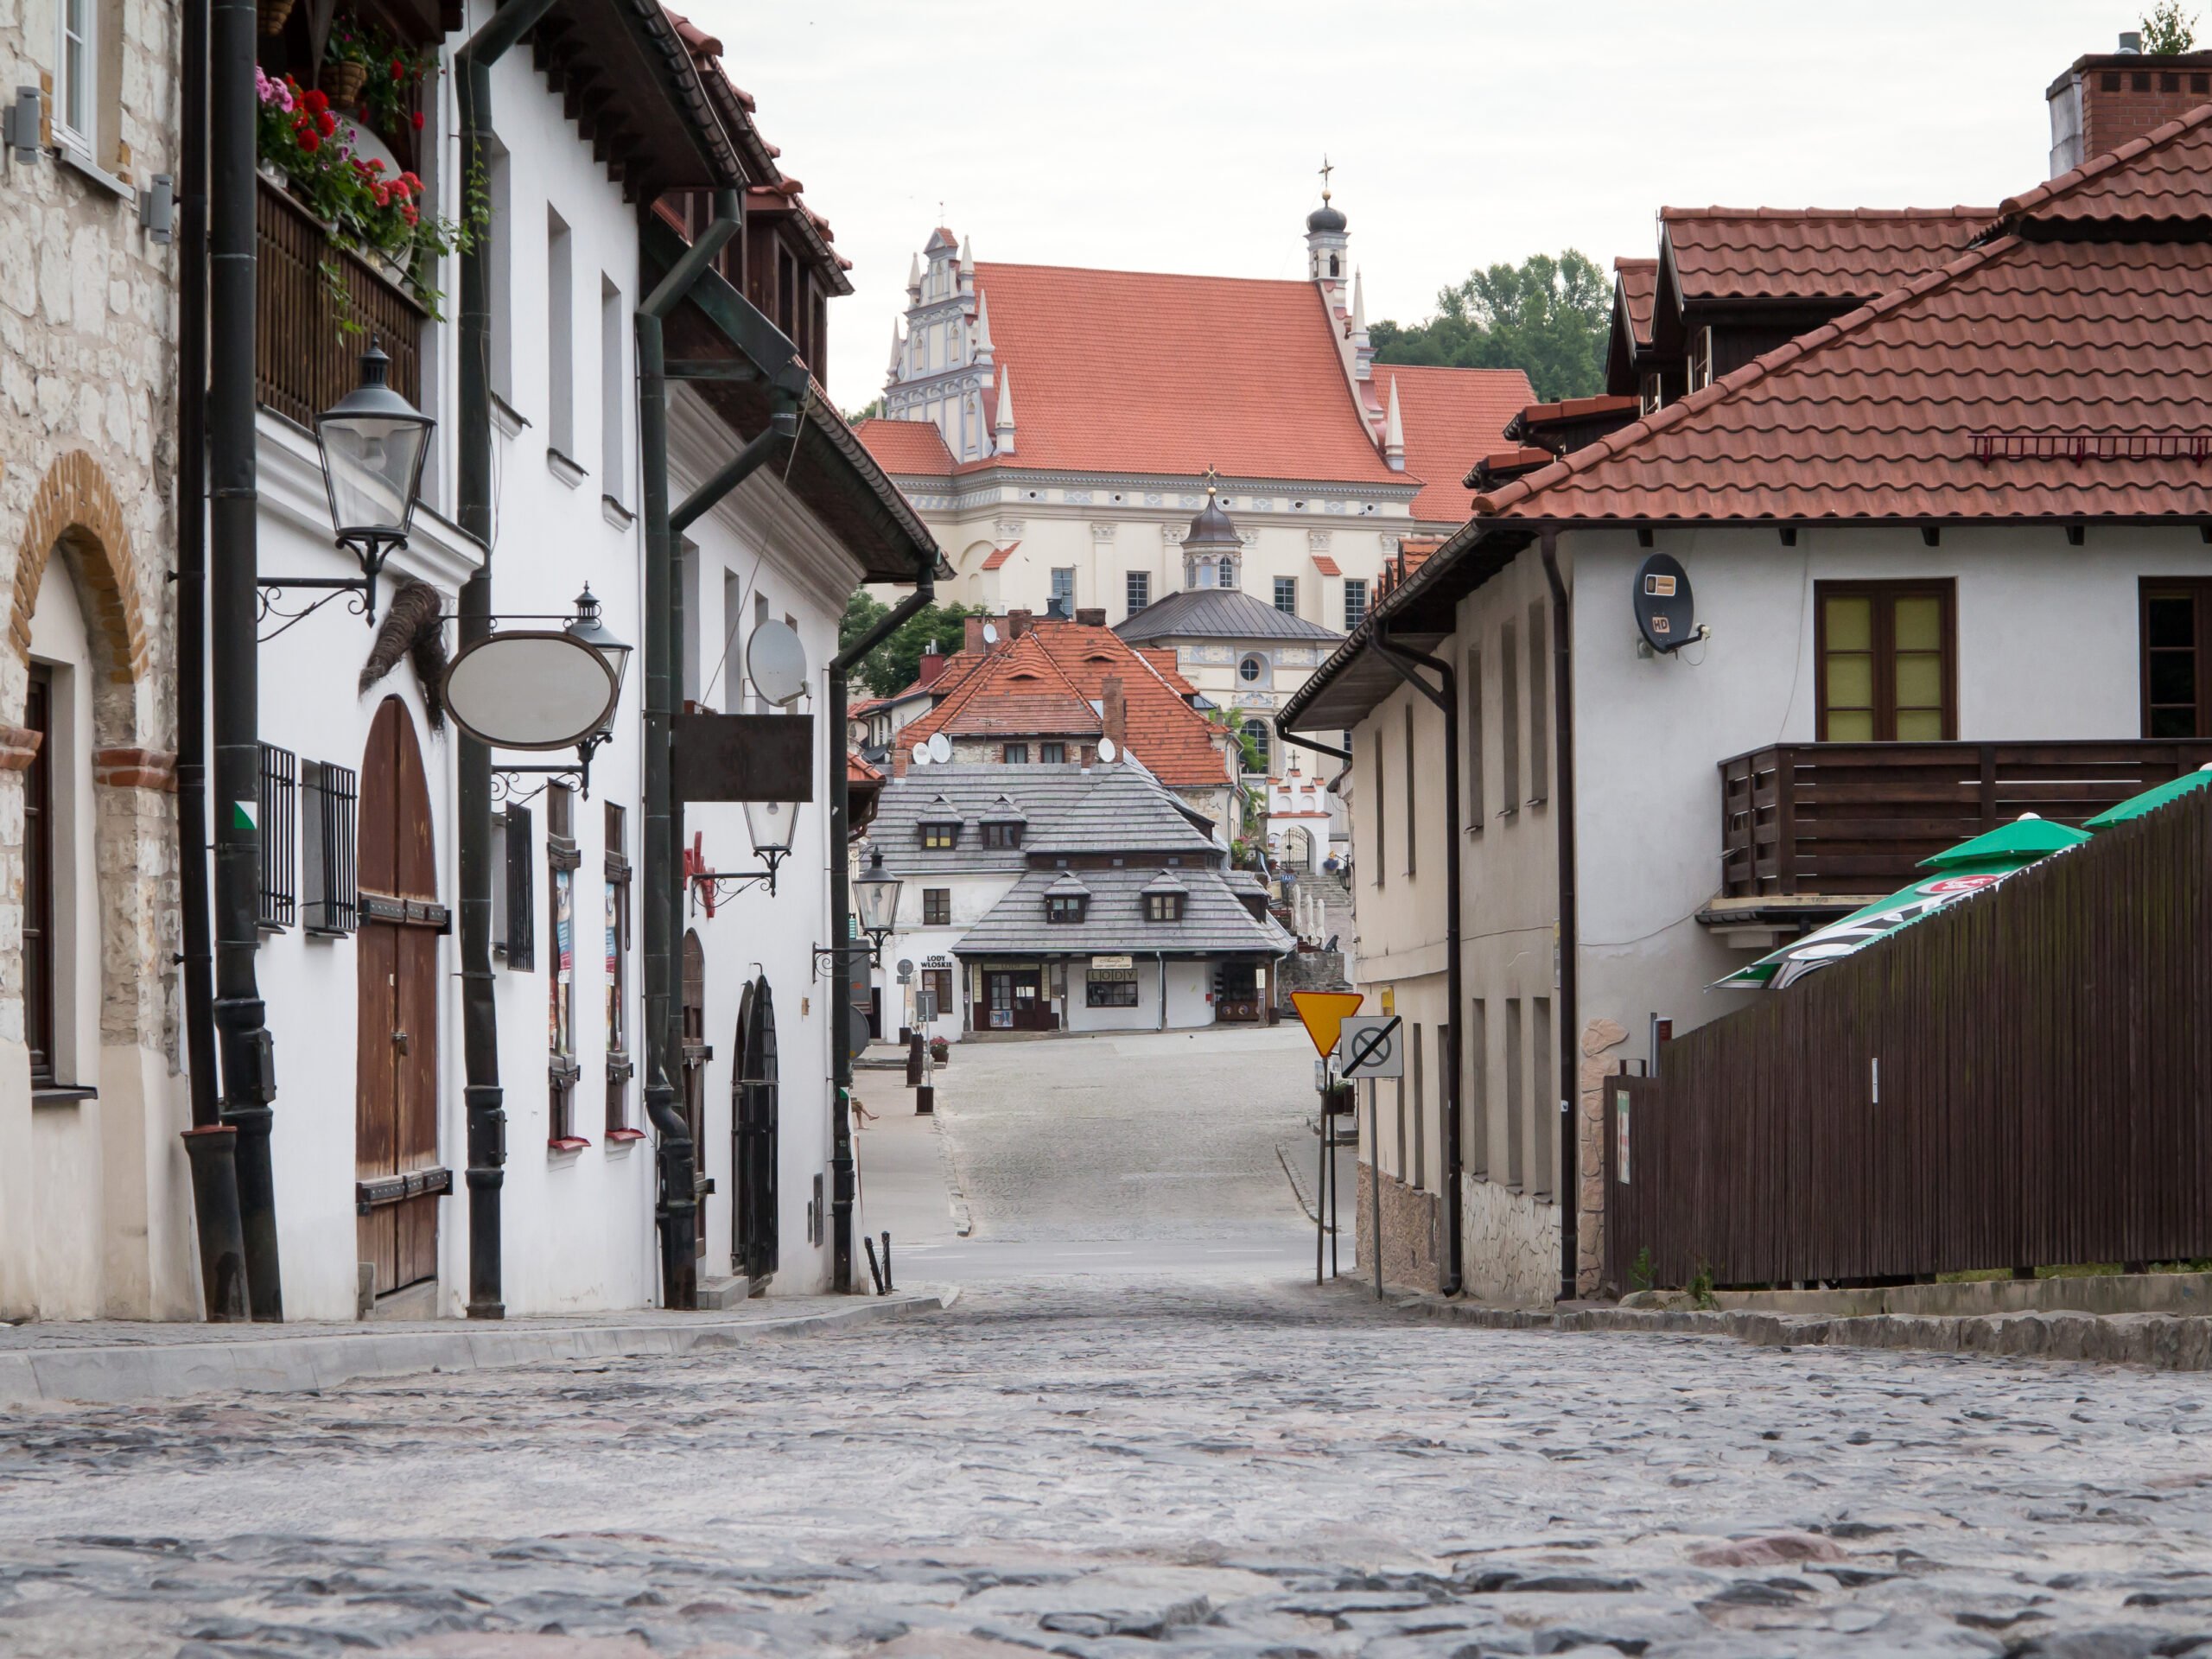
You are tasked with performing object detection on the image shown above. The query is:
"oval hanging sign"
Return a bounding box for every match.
[442,630,619,752]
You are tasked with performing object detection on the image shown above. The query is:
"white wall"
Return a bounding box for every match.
[1063,958,1163,1032]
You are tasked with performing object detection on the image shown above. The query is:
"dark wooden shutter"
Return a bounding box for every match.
[504,803,534,969]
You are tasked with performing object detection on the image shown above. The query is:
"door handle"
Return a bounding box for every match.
[392,1030,410,1054]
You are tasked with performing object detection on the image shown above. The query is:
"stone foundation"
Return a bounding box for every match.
[1575,1018,1629,1296]
[1353,1160,1441,1293]
[1460,1177,1561,1307]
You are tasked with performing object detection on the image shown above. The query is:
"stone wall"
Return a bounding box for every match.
[1276,947,1347,1004]
[1461,1176,1560,1308]
[1353,1159,1441,1294]
[1576,1018,1629,1296]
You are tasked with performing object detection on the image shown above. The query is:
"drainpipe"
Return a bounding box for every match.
[175,0,247,1320]
[1539,527,1580,1301]
[451,0,557,1321]
[1374,633,1462,1298]
[209,0,281,1319]
[829,566,934,1291]
[638,190,744,1310]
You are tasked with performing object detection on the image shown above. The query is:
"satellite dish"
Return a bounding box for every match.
[1096,735,1116,763]
[927,731,953,764]
[1632,552,1696,653]
[747,620,809,706]
[981,621,999,646]
[442,631,618,751]
[911,743,931,766]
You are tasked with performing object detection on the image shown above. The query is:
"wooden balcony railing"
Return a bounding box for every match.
[1719,740,2212,900]
[255,175,425,430]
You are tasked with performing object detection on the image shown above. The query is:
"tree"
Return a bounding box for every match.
[839,592,985,698]
[1370,251,1611,402]
[842,396,885,426]
[2143,1,2196,53]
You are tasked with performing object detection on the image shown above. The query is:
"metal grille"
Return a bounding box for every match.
[1971,429,2212,463]
[257,743,296,931]
[302,760,359,934]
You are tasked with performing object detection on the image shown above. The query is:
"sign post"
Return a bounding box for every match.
[1335,1017,1403,1300]
[1290,992,1363,1287]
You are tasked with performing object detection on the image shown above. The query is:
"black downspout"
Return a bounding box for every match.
[210,0,280,1319]
[638,192,742,1311]
[1374,634,1462,1299]
[828,572,933,1291]
[452,0,556,1321]
[175,0,247,1321]
[1276,726,1351,766]
[1540,528,1580,1301]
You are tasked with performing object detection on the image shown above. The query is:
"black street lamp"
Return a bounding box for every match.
[811,847,902,975]
[564,583,632,790]
[304,340,434,626]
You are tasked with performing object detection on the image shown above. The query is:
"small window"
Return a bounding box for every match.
[1126,570,1150,613]
[1002,743,1028,764]
[1686,326,1713,393]
[258,744,297,931]
[301,760,359,935]
[547,208,575,461]
[920,822,957,849]
[1039,741,1065,764]
[2145,581,2212,737]
[500,804,534,969]
[1238,654,1266,684]
[1241,718,1269,773]
[56,0,95,152]
[604,802,632,1135]
[1343,578,1369,631]
[1146,893,1185,923]
[1050,567,1076,613]
[922,887,951,926]
[1047,894,1087,923]
[547,785,582,1143]
[1639,372,1662,415]
[1086,975,1139,1007]
[982,822,1023,849]
[1274,576,1298,615]
[1816,581,1955,741]
[600,276,626,504]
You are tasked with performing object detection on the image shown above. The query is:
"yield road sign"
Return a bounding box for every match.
[1338,1014,1404,1080]
[1289,990,1364,1058]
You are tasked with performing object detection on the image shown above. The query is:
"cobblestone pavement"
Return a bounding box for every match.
[4,1274,2211,1656]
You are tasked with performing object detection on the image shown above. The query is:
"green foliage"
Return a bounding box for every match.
[841,593,985,699]
[844,397,886,426]
[1370,251,1611,403]
[2143,1,2197,53]
[1688,1260,1718,1310]
[1629,1247,1656,1294]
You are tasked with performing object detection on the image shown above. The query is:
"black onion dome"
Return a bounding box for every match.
[1306,201,1347,233]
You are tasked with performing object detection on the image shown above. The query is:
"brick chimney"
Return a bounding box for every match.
[1074,607,1106,628]
[1007,607,1035,639]
[963,613,988,655]
[1100,675,1127,754]
[917,642,946,685]
[891,745,910,778]
[2048,35,2212,175]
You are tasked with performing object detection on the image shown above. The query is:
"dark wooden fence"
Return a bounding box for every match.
[256,176,424,430]
[1609,780,2212,1289]
[1719,740,2212,900]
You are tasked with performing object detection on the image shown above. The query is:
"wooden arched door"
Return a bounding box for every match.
[356,696,445,1302]
[733,975,779,1285]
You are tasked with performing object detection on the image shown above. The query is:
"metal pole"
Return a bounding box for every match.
[1541,529,1580,1301]
[1369,1077,1382,1300]
[210,0,279,1319]
[1315,1078,1325,1285]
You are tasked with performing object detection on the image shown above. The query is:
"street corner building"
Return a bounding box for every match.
[1281,39,2212,1308]
[3,0,938,1323]
[865,759,1290,1043]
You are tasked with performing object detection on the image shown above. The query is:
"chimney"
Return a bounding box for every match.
[1100,676,1127,753]
[892,746,910,778]
[918,641,946,685]
[1007,607,1034,639]
[2048,32,2212,176]
[1075,606,1106,627]
[963,614,988,654]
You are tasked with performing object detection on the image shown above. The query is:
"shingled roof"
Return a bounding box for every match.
[1657,207,1993,306]
[868,764,1219,877]
[957,864,1290,959]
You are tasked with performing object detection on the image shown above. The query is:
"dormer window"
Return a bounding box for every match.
[919,822,958,849]
[1687,327,1713,394]
[1048,893,1086,923]
[1146,892,1185,923]
[982,823,1022,849]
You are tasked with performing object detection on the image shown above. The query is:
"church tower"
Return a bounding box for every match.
[1307,162,1384,449]
[882,226,1001,461]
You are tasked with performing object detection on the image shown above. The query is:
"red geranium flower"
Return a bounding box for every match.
[411,110,425,130]
[390,58,404,79]
[296,126,320,153]
[302,88,328,114]
[401,205,418,226]
[315,111,337,137]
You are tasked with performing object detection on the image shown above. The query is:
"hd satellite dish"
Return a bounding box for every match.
[911,743,931,766]
[1632,552,1697,653]
[980,621,999,647]
[747,619,809,707]
[442,631,618,751]
[926,731,953,764]
[1096,735,1116,763]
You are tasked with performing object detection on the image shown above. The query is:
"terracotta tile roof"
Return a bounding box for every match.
[1137,648,1197,696]
[1999,100,2212,227]
[1513,393,1643,429]
[964,262,1402,483]
[854,416,958,474]
[1310,554,1342,576]
[979,542,1020,570]
[848,752,882,784]
[1472,229,2212,523]
[1371,362,1534,521]
[1615,257,1657,346]
[1659,207,1993,304]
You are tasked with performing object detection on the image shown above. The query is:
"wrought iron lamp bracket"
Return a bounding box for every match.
[810,934,890,981]
[256,531,403,633]
[689,851,785,911]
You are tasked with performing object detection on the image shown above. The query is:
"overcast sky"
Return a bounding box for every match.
[686,2,2148,416]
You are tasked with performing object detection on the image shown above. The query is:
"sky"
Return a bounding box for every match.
[686,1,2153,416]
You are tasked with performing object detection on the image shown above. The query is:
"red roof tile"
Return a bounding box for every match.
[1373,363,1534,522]
[1615,257,1657,346]
[1999,100,2212,227]
[1659,207,1993,303]
[1473,228,2212,523]
[1136,647,1198,696]
[979,542,1020,570]
[1310,554,1342,576]
[855,417,957,474]
[848,752,883,784]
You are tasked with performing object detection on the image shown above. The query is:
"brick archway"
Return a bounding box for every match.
[7,450,151,729]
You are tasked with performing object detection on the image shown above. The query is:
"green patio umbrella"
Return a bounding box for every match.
[2082,764,2212,830]
[1716,813,2090,991]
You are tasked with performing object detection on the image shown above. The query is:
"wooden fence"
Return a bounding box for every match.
[255,176,424,431]
[1608,780,2212,1289]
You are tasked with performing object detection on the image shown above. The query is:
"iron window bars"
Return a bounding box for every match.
[301,759,359,934]
[257,743,297,930]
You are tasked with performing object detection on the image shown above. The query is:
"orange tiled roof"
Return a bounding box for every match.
[1310,554,1342,576]
[853,417,957,474]
[979,542,1020,570]
[1372,363,1533,522]
[1615,257,1657,346]
[1136,647,1198,697]
[2001,99,2212,226]
[848,752,883,784]
[1659,207,1993,304]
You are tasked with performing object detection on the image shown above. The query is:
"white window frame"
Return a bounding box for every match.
[55,0,96,155]
[1686,327,1713,394]
[1273,575,1298,615]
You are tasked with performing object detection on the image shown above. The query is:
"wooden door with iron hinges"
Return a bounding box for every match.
[355,697,448,1300]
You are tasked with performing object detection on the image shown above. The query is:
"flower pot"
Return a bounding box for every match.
[321,60,368,105]
[257,0,296,35]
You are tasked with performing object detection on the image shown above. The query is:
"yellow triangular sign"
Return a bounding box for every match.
[1290,990,1365,1058]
